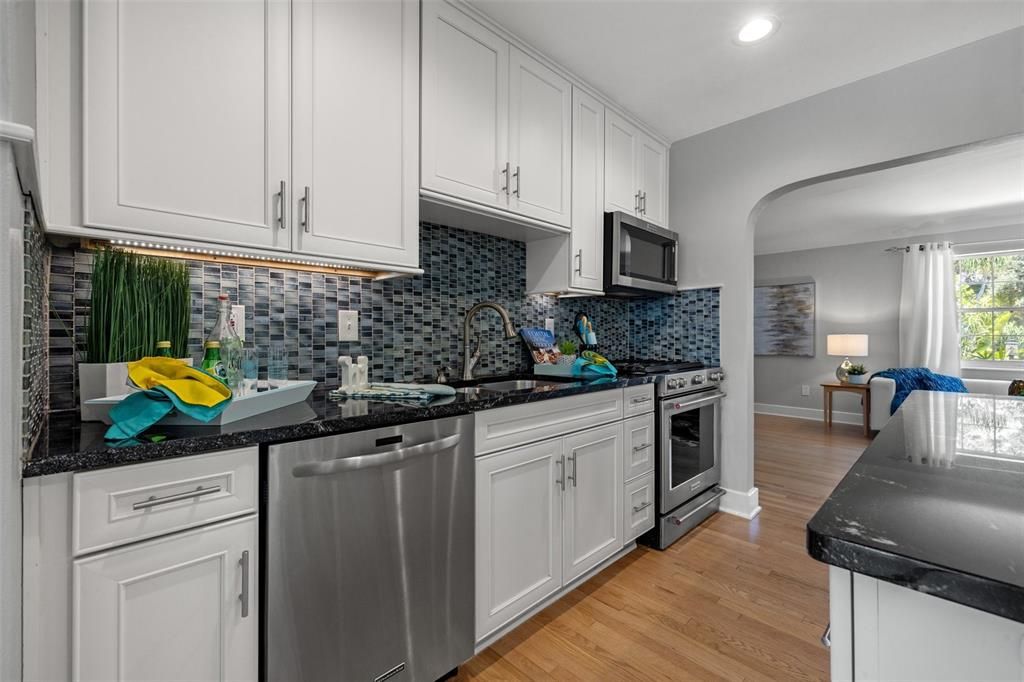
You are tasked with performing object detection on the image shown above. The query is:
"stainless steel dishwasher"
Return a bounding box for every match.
[265,415,474,681]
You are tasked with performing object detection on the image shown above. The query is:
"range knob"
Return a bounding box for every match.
[709,371,725,382]
[691,374,706,385]
[667,378,680,389]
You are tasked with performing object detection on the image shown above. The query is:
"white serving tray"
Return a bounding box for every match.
[85,380,317,426]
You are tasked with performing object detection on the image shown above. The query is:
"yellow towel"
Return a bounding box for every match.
[127,357,232,408]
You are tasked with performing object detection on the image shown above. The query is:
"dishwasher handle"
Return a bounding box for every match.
[291,433,462,477]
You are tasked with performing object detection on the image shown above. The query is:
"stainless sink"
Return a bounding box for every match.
[475,379,564,392]
[454,386,497,396]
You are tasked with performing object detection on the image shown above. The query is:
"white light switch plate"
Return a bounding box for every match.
[544,318,555,334]
[338,310,359,341]
[230,305,246,342]
[801,385,810,397]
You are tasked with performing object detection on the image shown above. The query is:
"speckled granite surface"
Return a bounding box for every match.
[25,375,655,477]
[807,390,1024,623]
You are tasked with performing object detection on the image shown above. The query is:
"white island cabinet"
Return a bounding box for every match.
[23,448,259,682]
[828,567,1024,681]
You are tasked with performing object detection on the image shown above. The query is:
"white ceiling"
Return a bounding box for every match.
[467,0,1024,142]
[754,137,1024,255]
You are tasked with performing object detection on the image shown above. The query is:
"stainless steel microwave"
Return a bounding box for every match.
[603,211,678,296]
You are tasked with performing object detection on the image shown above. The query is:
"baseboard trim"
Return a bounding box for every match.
[719,486,761,520]
[755,402,862,426]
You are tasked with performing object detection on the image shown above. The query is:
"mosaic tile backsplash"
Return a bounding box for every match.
[46,223,720,411]
[20,187,48,455]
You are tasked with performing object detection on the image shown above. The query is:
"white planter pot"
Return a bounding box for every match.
[78,358,193,421]
[846,374,868,385]
[78,362,133,421]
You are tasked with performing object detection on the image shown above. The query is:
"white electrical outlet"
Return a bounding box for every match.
[230,305,246,342]
[338,310,359,341]
[544,318,555,333]
[801,385,810,397]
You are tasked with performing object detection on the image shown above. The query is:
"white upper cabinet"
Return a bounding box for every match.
[638,133,669,227]
[569,87,605,291]
[604,109,640,217]
[508,48,572,227]
[292,0,419,268]
[604,109,670,227]
[421,1,509,209]
[83,0,290,250]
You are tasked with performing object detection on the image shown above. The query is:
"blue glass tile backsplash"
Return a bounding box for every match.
[46,223,719,411]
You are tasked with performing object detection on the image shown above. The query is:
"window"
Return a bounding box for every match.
[955,253,1024,364]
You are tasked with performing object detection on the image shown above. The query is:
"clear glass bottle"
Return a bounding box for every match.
[208,294,243,390]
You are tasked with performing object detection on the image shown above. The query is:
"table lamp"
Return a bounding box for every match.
[827,334,869,382]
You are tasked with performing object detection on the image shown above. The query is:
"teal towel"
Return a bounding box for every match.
[105,385,232,444]
[573,357,618,377]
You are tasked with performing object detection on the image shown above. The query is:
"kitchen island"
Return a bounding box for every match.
[807,390,1024,680]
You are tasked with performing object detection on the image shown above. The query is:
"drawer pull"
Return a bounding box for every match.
[632,501,653,513]
[630,396,652,405]
[239,550,250,618]
[633,442,653,452]
[132,485,222,511]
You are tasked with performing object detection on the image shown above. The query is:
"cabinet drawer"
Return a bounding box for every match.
[624,472,655,543]
[73,448,258,556]
[623,383,655,417]
[623,413,655,482]
[475,390,623,455]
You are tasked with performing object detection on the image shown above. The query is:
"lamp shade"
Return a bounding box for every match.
[827,334,869,357]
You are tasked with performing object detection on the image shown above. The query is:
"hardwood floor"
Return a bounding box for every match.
[456,415,870,681]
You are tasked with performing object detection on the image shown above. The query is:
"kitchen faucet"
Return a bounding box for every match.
[463,302,518,380]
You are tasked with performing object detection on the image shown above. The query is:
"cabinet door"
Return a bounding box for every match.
[562,424,623,583]
[292,0,419,268]
[623,413,655,482]
[638,133,669,227]
[508,47,571,227]
[74,516,257,681]
[475,440,563,641]
[604,109,639,216]
[421,1,509,209]
[570,87,605,291]
[83,0,290,250]
[624,472,656,542]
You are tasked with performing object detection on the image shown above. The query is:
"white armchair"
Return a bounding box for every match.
[869,376,1012,431]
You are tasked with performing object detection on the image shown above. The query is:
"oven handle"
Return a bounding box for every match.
[668,487,725,526]
[662,391,724,415]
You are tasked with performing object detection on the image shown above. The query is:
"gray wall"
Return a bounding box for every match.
[754,224,1024,416]
[1,0,35,677]
[670,27,1023,511]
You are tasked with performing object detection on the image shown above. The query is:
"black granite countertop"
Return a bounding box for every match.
[25,374,655,477]
[807,390,1024,623]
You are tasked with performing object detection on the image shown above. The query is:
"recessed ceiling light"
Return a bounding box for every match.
[736,16,779,45]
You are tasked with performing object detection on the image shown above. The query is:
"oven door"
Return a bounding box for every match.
[659,390,723,513]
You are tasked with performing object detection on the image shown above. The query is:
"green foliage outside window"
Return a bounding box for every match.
[955,254,1024,362]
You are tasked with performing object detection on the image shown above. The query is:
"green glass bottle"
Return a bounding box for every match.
[201,341,226,379]
[155,340,173,358]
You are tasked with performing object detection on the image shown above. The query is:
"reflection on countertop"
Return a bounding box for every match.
[808,390,1024,623]
[25,374,654,478]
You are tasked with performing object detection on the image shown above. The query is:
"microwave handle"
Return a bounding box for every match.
[668,241,678,282]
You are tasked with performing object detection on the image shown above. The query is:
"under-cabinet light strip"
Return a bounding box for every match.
[85,239,384,278]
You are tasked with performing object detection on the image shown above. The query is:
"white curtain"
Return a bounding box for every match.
[899,242,960,375]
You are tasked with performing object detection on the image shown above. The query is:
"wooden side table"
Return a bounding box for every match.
[822,382,871,437]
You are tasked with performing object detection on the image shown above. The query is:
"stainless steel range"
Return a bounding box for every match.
[615,359,725,549]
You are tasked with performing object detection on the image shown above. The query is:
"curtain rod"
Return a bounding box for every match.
[884,238,1023,254]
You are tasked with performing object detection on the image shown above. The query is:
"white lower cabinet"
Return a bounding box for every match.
[475,439,564,641]
[562,424,623,582]
[74,515,258,681]
[475,418,625,643]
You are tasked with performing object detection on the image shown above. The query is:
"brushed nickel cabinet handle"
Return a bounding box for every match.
[501,162,510,196]
[632,501,653,513]
[556,455,565,490]
[239,550,250,618]
[574,249,583,275]
[276,180,286,230]
[301,185,311,233]
[513,165,520,197]
[132,485,222,510]
[633,442,653,452]
[634,191,640,213]
[567,453,577,487]
[641,191,648,215]
[631,396,652,404]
